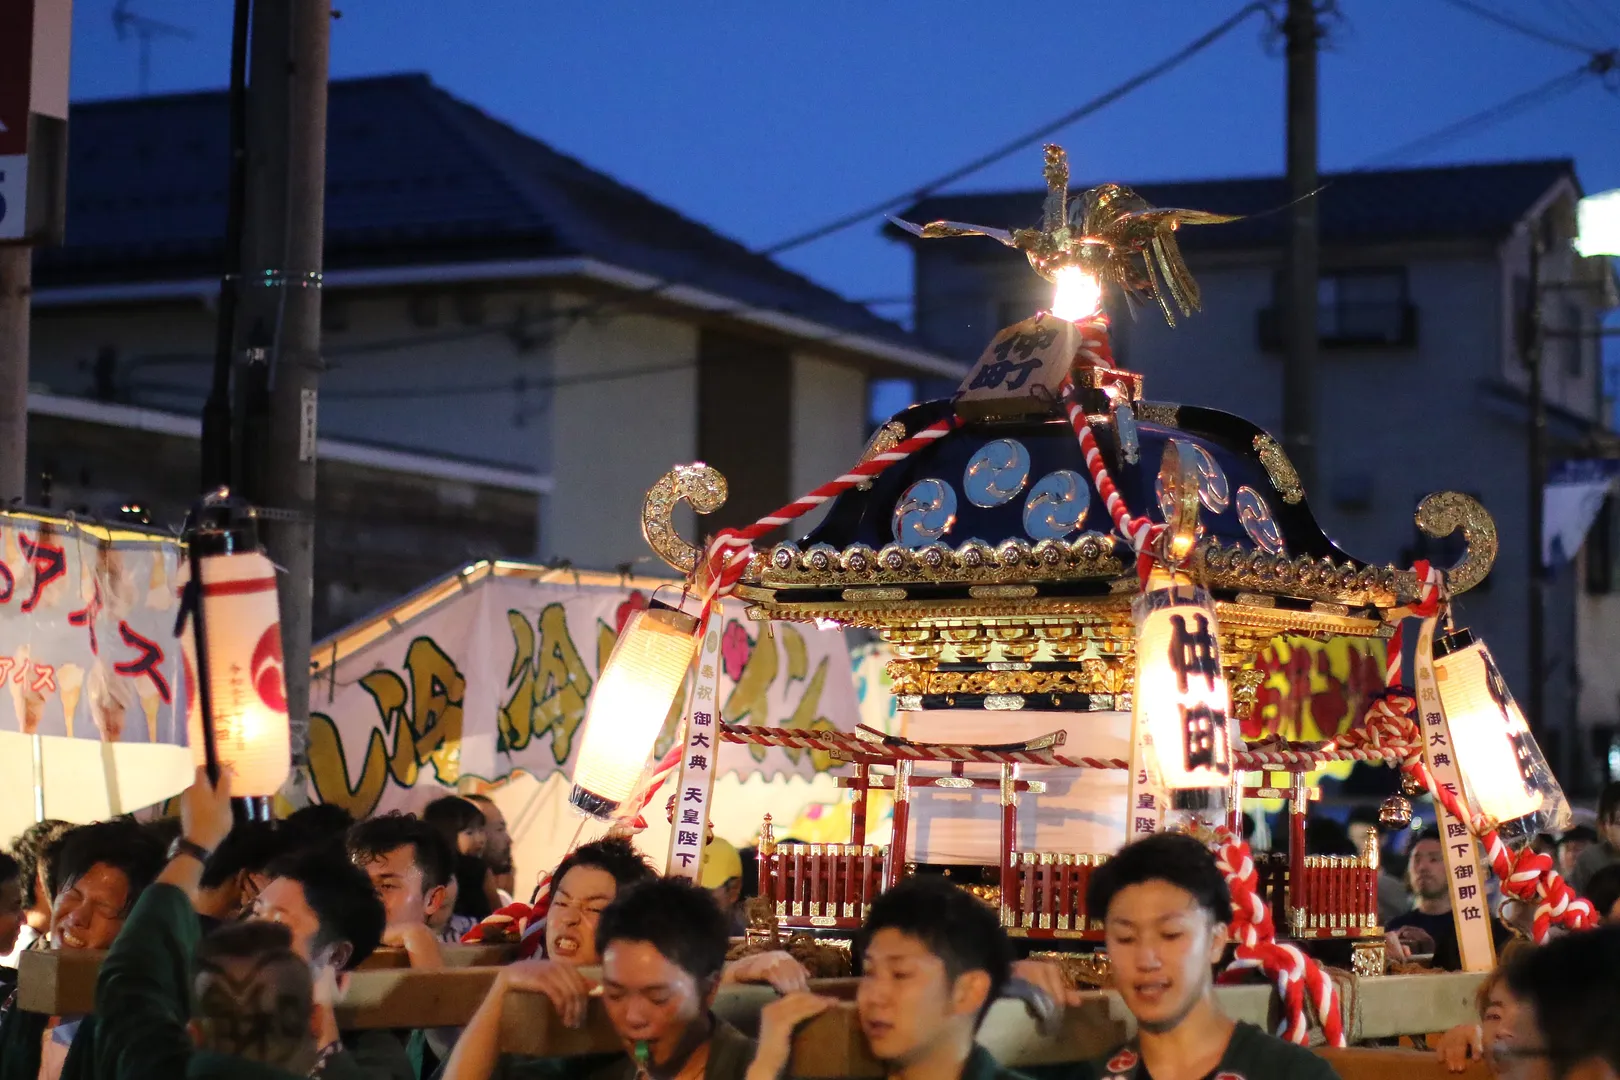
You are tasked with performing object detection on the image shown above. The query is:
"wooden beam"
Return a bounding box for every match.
[1351,972,1487,1041]
[18,946,1487,1057]
[1317,1047,1491,1080]
[16,948,97,1016]
[19,944,517,1015]
[336,968,500,1030]
[354,944,516,971]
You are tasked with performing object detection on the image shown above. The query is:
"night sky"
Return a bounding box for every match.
[68,1,1620,354]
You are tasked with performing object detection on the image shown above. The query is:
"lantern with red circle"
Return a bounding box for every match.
[180,493,290,798]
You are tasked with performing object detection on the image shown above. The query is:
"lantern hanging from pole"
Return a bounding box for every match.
[181,495,291,798]
[569,602,700,819]
[1133,575,1236,793]
[1432,627,1571,839]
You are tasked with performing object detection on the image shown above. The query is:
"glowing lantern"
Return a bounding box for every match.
[1433,628,1570,836]
[1133,577,1234,791]
[569,603,700,818]
[181,497,290,798]
[1050,266,1103,322]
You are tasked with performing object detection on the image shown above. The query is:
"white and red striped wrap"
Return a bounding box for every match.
[1055,313,1164,577]
[1214,830,1346,1047]
[459,900,549,958]
[721,722,1420,773]
[718,722,1129,769]
[625,743,684,832]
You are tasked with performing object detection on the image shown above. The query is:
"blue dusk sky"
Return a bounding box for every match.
[66,2,1620,349]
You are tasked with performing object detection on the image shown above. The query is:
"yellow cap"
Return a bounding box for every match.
[700,835,743,889]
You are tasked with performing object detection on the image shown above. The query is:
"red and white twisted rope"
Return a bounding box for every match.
[1214,830,1345,1046]
[625,743,685,832]
[717,723,1129,769]
[1056,313,1165,575]
[1360,564,1595,941]
[698,416,964,598]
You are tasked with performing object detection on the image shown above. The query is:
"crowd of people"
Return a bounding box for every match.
[2,771,1620,1080]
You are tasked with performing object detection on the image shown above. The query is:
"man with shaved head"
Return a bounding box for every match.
[188,922,319,1076]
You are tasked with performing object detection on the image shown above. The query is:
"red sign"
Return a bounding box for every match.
[0,0,35,157]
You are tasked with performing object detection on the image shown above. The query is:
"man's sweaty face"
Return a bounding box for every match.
[546,866,617,966]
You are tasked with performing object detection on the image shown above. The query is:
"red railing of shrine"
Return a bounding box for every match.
[1000,849,1381,940]
[1000,851,1111,938]
[759,842,888,929]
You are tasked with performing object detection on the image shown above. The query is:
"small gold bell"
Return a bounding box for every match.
[1379,795,1413,829]
[1401,773,1426,797]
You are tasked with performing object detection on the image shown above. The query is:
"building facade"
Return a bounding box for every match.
[22,74,960,634]
[891,160,1619,790]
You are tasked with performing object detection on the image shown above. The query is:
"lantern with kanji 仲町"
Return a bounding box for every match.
[1133,577,1236,793]
[568,602,700,819]
[1433,627,1570,839]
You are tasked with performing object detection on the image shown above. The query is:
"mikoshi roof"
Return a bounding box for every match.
[727,393,1494,638]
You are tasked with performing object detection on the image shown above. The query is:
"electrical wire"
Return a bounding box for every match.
[757,1,1271,258]
[1353,61,1598,169]
[302,1,1274,378]
[477,0,1274,351]
[1549,0,1613,42]
[1436,0,1598,54]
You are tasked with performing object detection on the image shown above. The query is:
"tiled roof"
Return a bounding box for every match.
[889,159,1578,253]
[39,73,916,349]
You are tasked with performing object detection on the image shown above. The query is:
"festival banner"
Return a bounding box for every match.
[306,563,862,819]
[1244,635,1389,745]
[0,511,193,844]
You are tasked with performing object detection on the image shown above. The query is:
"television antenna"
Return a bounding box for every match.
[111,0,194,96]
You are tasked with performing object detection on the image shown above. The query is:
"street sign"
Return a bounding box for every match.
[0,0,72,243]
[0,1,33,158]
[0,156,27,239]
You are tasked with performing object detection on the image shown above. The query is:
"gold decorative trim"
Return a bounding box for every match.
[888,664,1105,697]
[1415,491,1497,597]
[968,584,1038,599]
[1252,434,1305,504]
[1229,667,1267,722]
[860,421,908,465]
[856,421,909,491]
[1197,538,1399,609]
[1072,365,1143,401]
[642,464,728,575]
[755,533,1126,589]
[842,587,907,601]
[1135,401,1180,428]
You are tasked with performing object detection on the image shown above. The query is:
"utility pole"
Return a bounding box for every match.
[1524,238,1549,755]
[199,0,251,493]
[235,0,329,762]
[0,247,26,504]
[1281,0,1320,494]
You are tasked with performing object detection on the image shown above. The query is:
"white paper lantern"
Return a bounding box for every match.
[1133,579,1234,791]
[569,604,700,818]
[1433,629,1568,834]
[183,548,290,797]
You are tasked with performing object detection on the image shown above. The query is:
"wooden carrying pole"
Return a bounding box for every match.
[22,947,1489,1062]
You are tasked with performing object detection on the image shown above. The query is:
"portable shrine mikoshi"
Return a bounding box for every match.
[590,144,1597,1045]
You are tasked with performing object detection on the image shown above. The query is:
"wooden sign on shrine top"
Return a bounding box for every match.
[954,315,1079,421]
